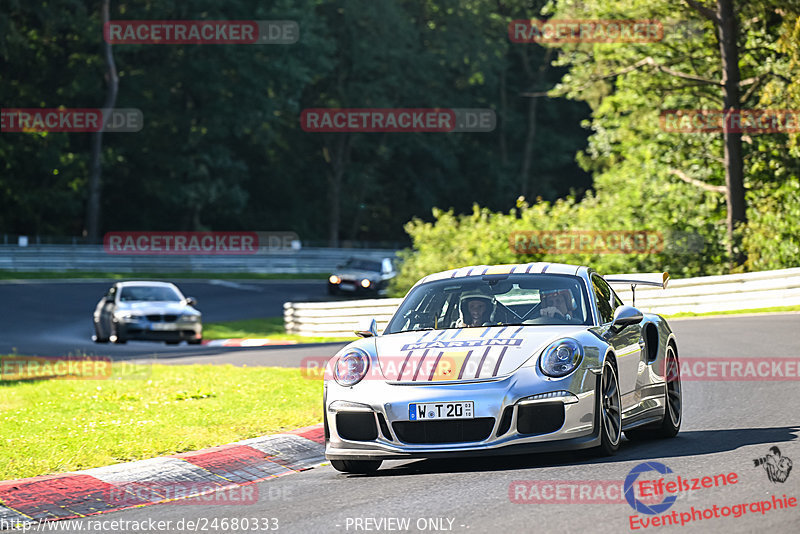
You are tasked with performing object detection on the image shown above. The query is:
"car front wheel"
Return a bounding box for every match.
[596,358,621,456]
[110,322,127,344]
[330,459,382,474]
[93,323,109,343]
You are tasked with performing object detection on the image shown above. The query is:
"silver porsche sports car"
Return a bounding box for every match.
[323,262,681,473]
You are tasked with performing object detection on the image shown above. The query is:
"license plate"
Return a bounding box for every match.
[338,283,355,291]
[151,323,177,331]
[408,401,474,421]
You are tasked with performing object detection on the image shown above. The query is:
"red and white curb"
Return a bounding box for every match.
[0,425,324,530]
[201,338,298,347]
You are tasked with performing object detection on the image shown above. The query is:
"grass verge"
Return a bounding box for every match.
[0,362,322,481]
[203,317,356,344]
[664,305,800,318]
[0,271,328,280]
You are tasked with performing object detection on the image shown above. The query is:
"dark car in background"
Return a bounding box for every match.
[93,281,202,345]
[328,257,396,297]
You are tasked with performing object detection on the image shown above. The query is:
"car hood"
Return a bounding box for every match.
[335,269,383,280]
[116,301,199,316]
[374,325,585,383]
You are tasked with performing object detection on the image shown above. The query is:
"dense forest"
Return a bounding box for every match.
[0,0,592,245]
[1,1,798,280]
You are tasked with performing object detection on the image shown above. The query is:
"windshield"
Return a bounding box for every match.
[342,258,382,272]
[118,285,183,303]
[385,274,592,334]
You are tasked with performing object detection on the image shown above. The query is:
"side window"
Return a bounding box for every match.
[591,274,615,324]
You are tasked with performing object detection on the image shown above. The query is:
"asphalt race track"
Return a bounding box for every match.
[42,313,800,534]
[0,279,332,359]
[2,280,800,533]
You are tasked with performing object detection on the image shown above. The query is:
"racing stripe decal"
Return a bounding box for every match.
[493,326,508,338]
[510,326,523,338]
[396,350,414,380]
[457,350,473,379]
[411,349,431,381]
[491,346,510,377]
[427,352,444,381]
[480,327,491,338]
[525,263,534,273]
[474,346,491,378]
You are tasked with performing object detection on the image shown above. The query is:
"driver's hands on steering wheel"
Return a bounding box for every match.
[540,306,565,318]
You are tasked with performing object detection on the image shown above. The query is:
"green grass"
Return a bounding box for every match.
[664,305,800,318]
[0,362,323,481]
[0,271,328,280]
[203,316,356,344]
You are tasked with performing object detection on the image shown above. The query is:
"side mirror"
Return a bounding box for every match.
[610,305,643,332]
[354,318,378,338]
[185,297,198,307]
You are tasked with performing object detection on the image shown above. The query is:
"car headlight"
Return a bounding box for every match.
[115,313,143,322]
[329,275,341,284]
[539,338,583,378]
[182,314,201,323]
[360,279,371,288]
[333,348,370,387]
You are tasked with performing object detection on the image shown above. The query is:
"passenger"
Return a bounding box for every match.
[540,289,577,321]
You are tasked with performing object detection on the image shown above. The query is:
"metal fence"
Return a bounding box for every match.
[0,245,398,274]
[284,267,800,337]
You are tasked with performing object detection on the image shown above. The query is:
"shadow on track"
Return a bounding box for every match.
[342,426,800,478]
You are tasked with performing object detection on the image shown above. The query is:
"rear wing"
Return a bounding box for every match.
[604,272,669,306]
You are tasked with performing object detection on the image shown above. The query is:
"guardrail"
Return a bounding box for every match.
[0,245,398,274]
[284,267,800,337]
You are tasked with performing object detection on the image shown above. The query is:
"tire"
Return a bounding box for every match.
[93,323,109,343]
[596,358,622,456]
[625,344,682,441]
[330,459,382,474]
[110,323,127,344]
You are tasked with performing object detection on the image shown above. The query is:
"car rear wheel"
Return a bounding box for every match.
[596,358,621,456]
[330,459,382,474]
[625,345,682,441]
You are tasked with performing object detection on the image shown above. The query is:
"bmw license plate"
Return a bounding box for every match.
[151,323,177,331]
[408,401,473,421]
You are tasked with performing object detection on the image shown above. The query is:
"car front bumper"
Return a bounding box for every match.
[324,366,601,461]
[116,321,202,341]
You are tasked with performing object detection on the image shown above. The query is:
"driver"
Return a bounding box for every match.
[457,291,495,327]
[539,289,577,321]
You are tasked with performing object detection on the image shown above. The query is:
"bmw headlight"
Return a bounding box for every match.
[182,314,201,323]
[539,338,583,378]
[333,348,370,387]
[115,312,143,322]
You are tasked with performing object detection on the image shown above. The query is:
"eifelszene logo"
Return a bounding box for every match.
[753,446,793,483]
